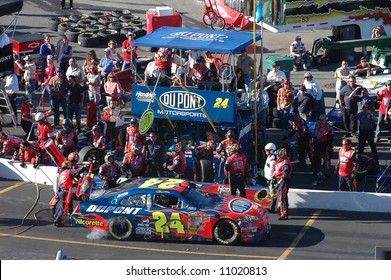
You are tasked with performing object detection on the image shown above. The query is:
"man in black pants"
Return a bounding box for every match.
[60,0,73,9]
[356,103,379,164]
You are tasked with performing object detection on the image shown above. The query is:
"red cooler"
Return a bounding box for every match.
[146,7,182,34]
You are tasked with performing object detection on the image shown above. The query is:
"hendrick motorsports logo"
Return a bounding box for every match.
[135,90,154,103]
[228,198,252,214]
[159,91,206,111]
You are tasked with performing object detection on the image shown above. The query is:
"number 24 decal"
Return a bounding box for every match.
[152,211,185,234]
[213,98,229,109]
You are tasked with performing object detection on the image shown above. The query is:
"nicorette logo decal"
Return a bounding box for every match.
[159,91,205,111]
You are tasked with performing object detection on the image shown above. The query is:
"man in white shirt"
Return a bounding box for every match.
[302,72,324,121]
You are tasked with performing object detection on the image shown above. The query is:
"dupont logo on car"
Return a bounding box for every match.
[86,205,142,215]
[27,42,40,49]
[159,91,205,111]
[228,198,252,214]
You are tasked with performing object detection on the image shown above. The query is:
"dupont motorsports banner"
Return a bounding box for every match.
[0,44,14,78]
[131,85,236,123]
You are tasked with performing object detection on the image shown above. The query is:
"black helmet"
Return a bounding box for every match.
[62,118,73,133]
[130,118,137,125]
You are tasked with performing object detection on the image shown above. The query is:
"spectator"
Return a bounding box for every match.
[267,62,286,83]
[104,72,123,106]
[58,35,73,75]
[60,0,73,10]
[277,79,295,130]
[336,138,358,192]
[236,48,253,88]
[334,60,351,102]
[0,26,10,48]
[144,57,158,83]
[355,87,374,114]
[102,99,122,152]
[352,56,379,77]
[228,67,246,97]
[155,47,173,76]
[3,73,19,123]
[371,25,387,38]
[46,68,69,126]
[290,35,309,71]
[121,32,138,71]
[67,75,84,133]
[145,131,166,177]
[302,72,324,120]
[39,34,55,84]
[312,114,334,186]
[356,103,378,163]
[107,40,123,69]
[98,48,114,86]
[339,77,362,136]
[65,58,84,85]
[15,55,37,103]
[266,63,286,127]
[42,55,56,86]
[293,85,314,120]
[82,50,99,75]
[86,65,101,105]
[375,80,391,143]
[205,51,221,77]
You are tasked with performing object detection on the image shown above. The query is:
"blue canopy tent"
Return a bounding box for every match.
[132,26,262,54]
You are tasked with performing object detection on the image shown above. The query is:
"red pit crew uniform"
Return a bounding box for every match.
[224,152,248,198]
[125,125,144,153]
[273,158,293,219]
[167,151,187,177]
[99,162,122,188]
[123,152,145,177]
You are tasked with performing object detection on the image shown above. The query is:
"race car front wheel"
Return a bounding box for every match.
[213,219,240,245]
[108,217,134,241]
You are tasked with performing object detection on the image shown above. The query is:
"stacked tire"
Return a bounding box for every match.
[272,108,282,128]
[48,16,69,32]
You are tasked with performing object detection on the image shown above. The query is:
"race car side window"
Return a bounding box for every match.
[154,194,179,208]
[120,194,147,208]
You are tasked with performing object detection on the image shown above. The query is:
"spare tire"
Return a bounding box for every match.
[108,21,128,33]
[68,14,90,23]
[90,11,110,20]
[65,27,85,42]
[133,28,147,39]
[120,26,136,39]
[98,16,120,27]
[119,14,134,23]
[111,9,132,18]
[48,16,68,32]
[130,19,145,28]
[57,21,77,36]
[86,24,107,33]
[199,159,214,182]
[77,19,97,28]
[78,32,100,48]
[97,29,120,44]
[78,146,104,172]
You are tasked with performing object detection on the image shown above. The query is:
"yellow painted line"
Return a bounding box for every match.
[0,182,26,195]
[0,233,278,259]
[279,210,321,260]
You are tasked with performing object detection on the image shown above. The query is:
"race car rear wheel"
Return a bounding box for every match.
[213,219,240,245]
[108,217,134,240]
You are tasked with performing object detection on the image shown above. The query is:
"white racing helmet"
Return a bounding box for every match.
[35,112,45,122]
[264,143,276,151]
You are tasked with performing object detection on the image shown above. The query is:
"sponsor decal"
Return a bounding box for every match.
[159,91,206,111]
[168,31,228,43]
[27,42,40,49]
[217,185,230,194]
[135,90,154,103]
[86,205,142,215]
[72,214,107,229]
[228,198,252,214]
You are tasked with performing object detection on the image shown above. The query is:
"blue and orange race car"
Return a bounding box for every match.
[71,177,271,245]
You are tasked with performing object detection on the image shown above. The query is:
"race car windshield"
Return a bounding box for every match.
[182,187,218,209]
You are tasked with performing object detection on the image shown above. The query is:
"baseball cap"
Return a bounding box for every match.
[56,67,62,72]
[295,35,301,40]
[47,55,53,60]
[272,62,279,67]
[23,55,31,61]
[360,56,368,61]
[104,48,111,53]
[283,79,290,85]
[304,72,312,78]
[386,80,391,86]
[127,31,134,36]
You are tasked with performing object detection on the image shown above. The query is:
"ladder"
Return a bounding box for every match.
[0,80,18,126]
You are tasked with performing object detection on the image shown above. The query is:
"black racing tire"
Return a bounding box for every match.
[78,32,100,48]
[120,26,136,39]
[133,28,147,39]
[68,14,90,23]
[77,19,97,29]
[213,219,240,245]
[48,16,68,31]
[211,16,226,30]
[130,19,146,29]
[272,117,282,128]
[57,22,78,36]
[203,11,218,26]
[65,27,85,43]
[109,216,134,241]
[199,159,214,182]
[119,14,135,23]
[98,16,120,27]
[111,9,132,18]
[275,142,294,161]
[97,29,120,44]
[86,24,107,33]
[90,11,110,20]
[108,21,128,33]
[272,108,281,118]
[78,146,104,172]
